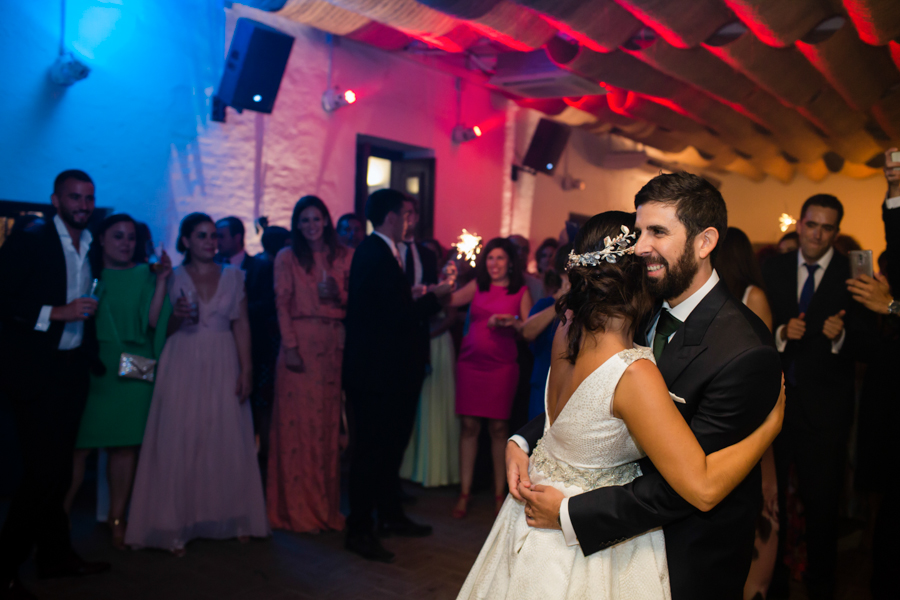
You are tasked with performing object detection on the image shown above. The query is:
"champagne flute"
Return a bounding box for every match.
[82,278,102,317]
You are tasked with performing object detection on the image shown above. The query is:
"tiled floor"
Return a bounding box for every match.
[3,484,497,600]
[0,483,875,600]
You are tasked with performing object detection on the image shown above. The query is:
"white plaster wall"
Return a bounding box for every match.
[528,128,888,258]
[0,1,510,256]
[0,0,224,247]
[528,129,655,246]
[174,4,510,253]
[717,171,887,256]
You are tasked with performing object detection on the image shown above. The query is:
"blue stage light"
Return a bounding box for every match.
[253,94,262,102]
[546,163,553,170]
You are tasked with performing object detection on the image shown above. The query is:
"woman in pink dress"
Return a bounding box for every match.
[125,213,269,555]
[266,196,351,533]
[448,237,532,518]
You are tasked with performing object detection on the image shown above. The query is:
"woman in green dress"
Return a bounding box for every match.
[64,214,171,549]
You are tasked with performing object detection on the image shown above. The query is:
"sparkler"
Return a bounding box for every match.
[453,229,482,267]
[779,213,796,233]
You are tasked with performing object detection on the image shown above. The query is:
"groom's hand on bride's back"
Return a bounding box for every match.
[506,441,531,501]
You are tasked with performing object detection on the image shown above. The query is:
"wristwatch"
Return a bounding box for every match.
[888,299,900,316]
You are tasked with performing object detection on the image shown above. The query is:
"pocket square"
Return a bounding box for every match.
[669,392,686,404]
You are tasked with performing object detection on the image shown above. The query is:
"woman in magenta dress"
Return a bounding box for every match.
[125,213,269,555]
[448,237,532,518]
[266,196,351,533]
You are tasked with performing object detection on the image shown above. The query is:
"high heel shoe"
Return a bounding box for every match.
[452,493,470,519]
[110,518,127,551]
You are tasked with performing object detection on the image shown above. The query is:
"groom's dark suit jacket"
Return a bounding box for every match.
[517,279,782,600]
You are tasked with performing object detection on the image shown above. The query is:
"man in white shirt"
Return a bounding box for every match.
[762,194,862,600]
[0,170,110,599]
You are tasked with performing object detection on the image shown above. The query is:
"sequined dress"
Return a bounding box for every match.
[457,346,671,600]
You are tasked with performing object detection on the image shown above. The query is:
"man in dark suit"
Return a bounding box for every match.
[507,172,782,600]
[336,212,365,249]
[214,216,253,270]
[856,148,900,600]
[0,170,110,599]
[243,225,291,487]
[342,189,450,563]
[396,198,438,289]
[762,194,860,600]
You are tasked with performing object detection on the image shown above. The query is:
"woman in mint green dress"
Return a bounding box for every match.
[64,214,171,549]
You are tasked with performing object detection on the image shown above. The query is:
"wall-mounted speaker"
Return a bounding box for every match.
[522,118,571,175]
[217,18,295,114]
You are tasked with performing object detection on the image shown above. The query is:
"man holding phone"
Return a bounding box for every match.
[844,149,900,600]
[762,194,863,600]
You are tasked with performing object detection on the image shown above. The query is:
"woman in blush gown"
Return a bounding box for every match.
[448,237,532,518]
[457,212,785,600]
[126,213,268,555]
[266,196,351,533]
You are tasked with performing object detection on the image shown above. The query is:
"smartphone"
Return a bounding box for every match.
[891,151,900,163]
[849,250,874,280]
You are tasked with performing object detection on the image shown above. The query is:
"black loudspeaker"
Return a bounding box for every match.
[522,118,571,175]
[217,18,295,114]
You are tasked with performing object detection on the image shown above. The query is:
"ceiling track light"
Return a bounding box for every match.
[452,77,482,144]
[321,33,356,113]
[452,124,482,143]
[50,1,89,86]
[322,87,356,112]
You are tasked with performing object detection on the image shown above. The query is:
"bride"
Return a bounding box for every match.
[456,211,784,600]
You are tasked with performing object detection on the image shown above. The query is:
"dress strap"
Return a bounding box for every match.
[619,345,655,366]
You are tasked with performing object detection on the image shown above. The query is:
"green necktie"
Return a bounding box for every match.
[653,310,683,362]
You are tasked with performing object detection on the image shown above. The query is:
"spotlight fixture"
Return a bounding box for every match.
[320,34,356,113]
[451,77,483,144]
[49,4,88,87]
[561,175,586,191]
[49,52,90,86]
[452,124,482,143]
[322,87,357,112]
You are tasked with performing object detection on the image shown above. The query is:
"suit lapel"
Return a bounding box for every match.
[657,281,729,386]
[46,222,69,306]
[783,252,799,315]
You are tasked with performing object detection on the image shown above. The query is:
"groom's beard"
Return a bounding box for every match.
[643,242,699,302]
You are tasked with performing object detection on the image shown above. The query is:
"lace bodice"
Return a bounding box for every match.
[535,346,654,488]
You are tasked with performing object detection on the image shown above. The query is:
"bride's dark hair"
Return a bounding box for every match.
[557,211,652,364]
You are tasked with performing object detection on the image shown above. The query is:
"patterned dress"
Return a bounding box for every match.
[266,247,352,533]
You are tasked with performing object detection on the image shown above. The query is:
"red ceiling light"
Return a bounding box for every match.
[452,77,482,143]
[453,124,482,143]
[322,87,356,112]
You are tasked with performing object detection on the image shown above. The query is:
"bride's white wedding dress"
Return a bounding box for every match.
[457,346,671,600]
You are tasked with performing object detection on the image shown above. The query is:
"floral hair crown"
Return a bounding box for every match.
[567,226,637,269]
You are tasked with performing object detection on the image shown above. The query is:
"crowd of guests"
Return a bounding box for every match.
[1,151,899,599]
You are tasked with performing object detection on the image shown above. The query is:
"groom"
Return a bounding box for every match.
[508,172,782,600]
